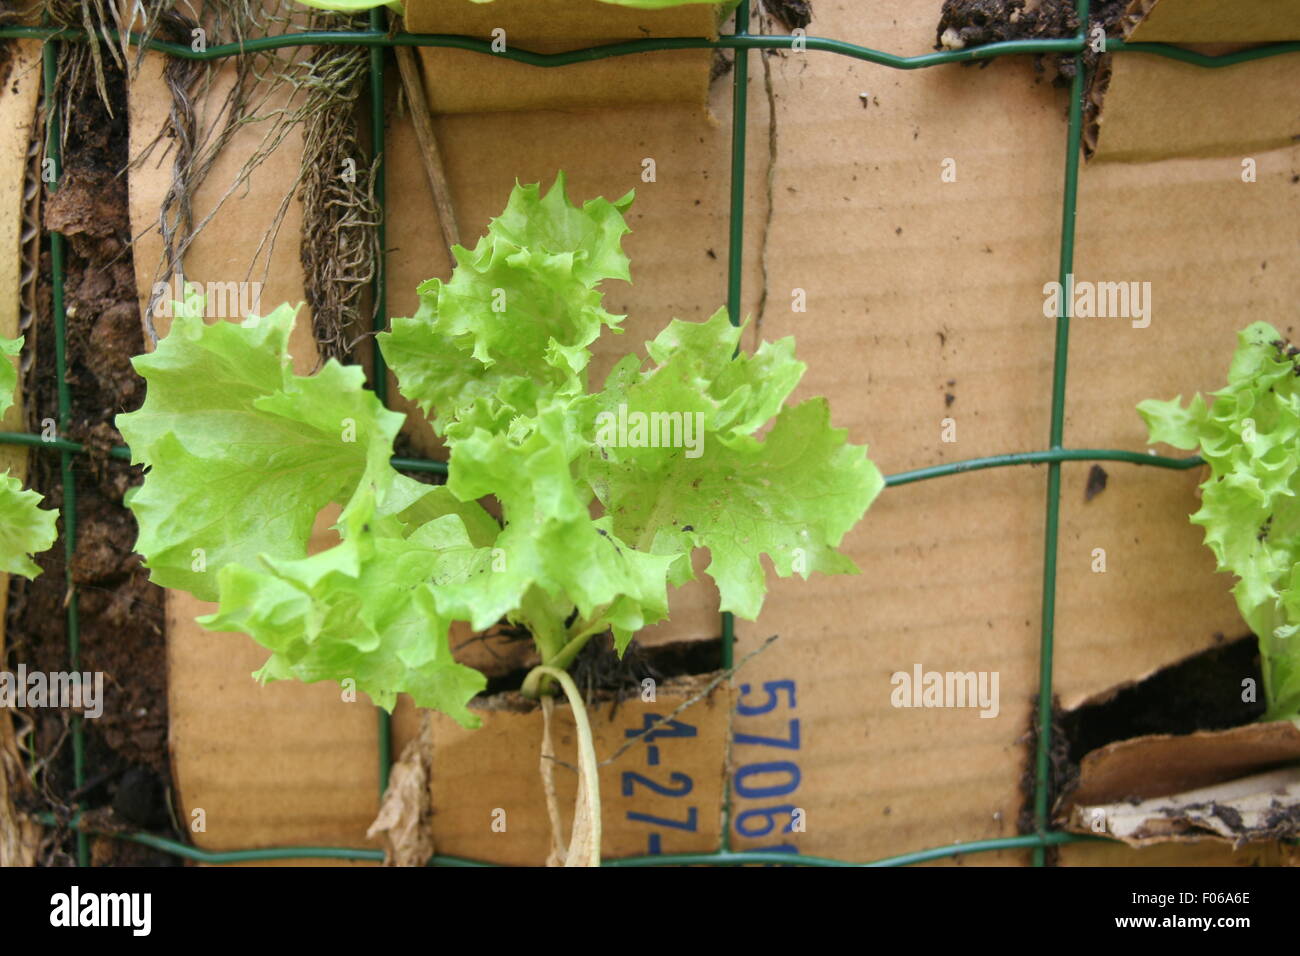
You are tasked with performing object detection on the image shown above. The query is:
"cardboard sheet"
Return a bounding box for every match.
[1090,0,1300,161]
[406,0,720,113]
[1122,0,1300,43]
[126,0,1300,866]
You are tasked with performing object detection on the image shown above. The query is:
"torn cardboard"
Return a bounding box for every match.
[1088,0,1300,161]
[405,0,723,113]
[1058,716,1300,848]
[1063,720,1300,808]
[1066,764,1300,848]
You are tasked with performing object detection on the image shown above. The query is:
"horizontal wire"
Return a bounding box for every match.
[0,429,1201,483]
[0,25,1294,69]
[43,815,1092,866]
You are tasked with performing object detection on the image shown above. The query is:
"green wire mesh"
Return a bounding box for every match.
[2,0,1295,867]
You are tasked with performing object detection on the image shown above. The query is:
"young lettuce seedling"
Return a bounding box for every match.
[117,176,882,728]
[1139,322,1300,723]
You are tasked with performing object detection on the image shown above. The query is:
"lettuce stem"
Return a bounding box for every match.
[520,664,602,866]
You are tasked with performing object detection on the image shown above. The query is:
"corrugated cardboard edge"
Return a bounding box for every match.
[407,0,720,113]
[1057,720,1300,846]
[1067,766,1300,848]
[1087,0,1300,161]
[0,38,43,869]
[429,673,733,865]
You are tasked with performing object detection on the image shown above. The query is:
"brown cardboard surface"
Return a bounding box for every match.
[406,0,722,41]
[407,0,719,112]
[429,676,732,864]
[0,39,43,868]
[126,0,1300,866]
[1090,53,1300,163]
[1124,0,1300,43]
[1091,0,1300,161]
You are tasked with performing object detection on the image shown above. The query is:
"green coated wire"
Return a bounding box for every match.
[0,26,1081,65]
[5,11,1293,870]
[40,27,89,871]
[75,817,1089,866]
[0,430,1207,485]
[0,25,1295,69]
[717,0,752,858]
[885,448,1202,487]
[1032,0,1089,868]
[368,5,392,802]
[1109,38,1300,66]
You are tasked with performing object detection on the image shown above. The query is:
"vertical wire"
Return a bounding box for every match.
[369,7,391,795]
[721,0,752,857]
[1033,0,1089,866]
[42,32,88,868]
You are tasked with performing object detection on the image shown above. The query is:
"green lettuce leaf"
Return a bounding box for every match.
[291,0,731,15]
[379,174,633,432]
[585,307,883,621]
[200,490,486,724]
[439,398,674,654]
[1140,321,1300,721]
[0,472,58,579]
[0,334,20,419]
[0,335,57,579]
[292,0,404,13]
[116,302,407,602]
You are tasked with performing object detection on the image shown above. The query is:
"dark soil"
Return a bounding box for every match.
[483,633,723,712]
[1060,633,1265,764]
[935,0,1129,81]
[1017,691,1070,865]
[759,0,813,32]
[6,58,178,866]
[1017,633,1267,859]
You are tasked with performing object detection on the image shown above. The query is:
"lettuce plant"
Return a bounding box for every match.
[117,176,881,729]
[1139,322,1300,722]
[292,0,736,16]
[0,335,57,579]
